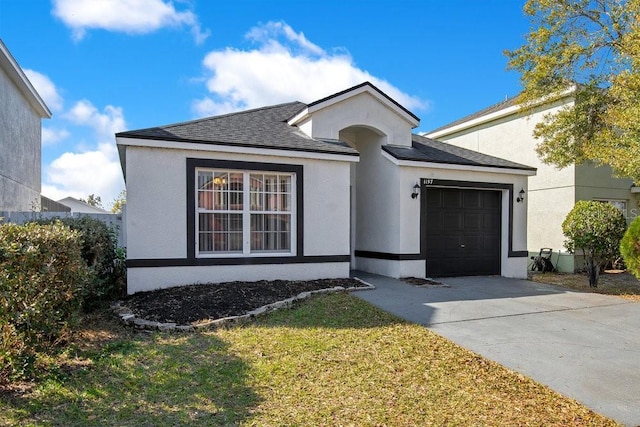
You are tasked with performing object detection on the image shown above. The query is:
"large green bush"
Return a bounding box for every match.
[620,216,640,279]
[562,201,627,287]
[0,221,89,382]
[34,216,126,307]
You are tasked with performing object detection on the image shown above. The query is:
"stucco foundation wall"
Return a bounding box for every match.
[0,68,42,211]
[122,144,353,293]
[127,262,350,293]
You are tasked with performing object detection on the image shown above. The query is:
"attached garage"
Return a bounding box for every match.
[424,187,501,277]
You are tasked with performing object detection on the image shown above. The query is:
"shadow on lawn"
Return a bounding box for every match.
[1,332,260,426]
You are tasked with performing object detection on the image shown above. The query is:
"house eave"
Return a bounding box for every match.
[381,150,537,176]
[116,136,360,174]
[427,87,576,139]
[0,39,51,119]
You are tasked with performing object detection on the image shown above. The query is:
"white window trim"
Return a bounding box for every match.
[195,168,297,258]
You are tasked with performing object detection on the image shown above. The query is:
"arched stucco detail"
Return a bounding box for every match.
[305,92,415,147]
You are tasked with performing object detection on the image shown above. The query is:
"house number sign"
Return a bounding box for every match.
[421,178,435,185]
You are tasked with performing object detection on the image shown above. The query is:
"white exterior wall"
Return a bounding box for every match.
[123,144,353,293]
[429,99,633,272]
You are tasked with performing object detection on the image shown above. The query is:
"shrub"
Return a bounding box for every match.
[33,216,126,308]
[0,222,89,382]
[562,201,627,287]
[620,216,640,279]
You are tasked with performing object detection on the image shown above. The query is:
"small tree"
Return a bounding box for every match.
[111,190,126,214]
[620,216,640,280]
[81,194,103,208]
[562,201,627,287]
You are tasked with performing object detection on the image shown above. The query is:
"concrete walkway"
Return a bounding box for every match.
[351,271,640,426]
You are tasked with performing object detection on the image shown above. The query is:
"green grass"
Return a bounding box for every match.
[0,293,618,426]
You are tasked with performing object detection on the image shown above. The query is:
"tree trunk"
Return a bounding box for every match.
[588,258,599,288]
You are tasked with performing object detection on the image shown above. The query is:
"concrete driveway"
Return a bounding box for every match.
[351,272,640,426]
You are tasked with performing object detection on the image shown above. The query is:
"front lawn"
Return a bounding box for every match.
[0,293,617,426]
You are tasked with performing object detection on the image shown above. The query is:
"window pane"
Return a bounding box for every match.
[199,213,242,253]
[251,214,291,251]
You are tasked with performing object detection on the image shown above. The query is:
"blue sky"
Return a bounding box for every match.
[0,0,530,208]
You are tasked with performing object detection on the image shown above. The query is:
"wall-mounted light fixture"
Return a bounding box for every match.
[516,188,525,203]
[411,183,420,199]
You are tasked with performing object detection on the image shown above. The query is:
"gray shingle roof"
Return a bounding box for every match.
[383,134,536,171]
[116,101,358,156]
[117,95,534,171]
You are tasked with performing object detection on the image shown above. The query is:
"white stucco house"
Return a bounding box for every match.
[117,82,536,294]
[427,92,639,273]
[0,39,51,212]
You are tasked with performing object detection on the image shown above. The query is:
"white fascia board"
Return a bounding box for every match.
[427,88,576,140]
[631,186,640,194]
[116,137,360,163]
[287,107,309,127]
[382,150,536,176]
[0,40,51,118]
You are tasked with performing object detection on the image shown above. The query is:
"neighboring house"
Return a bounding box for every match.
[41,195,71,212]
[0,39,51,211]
[57,196,111,214]
[117,82,535,294]
[427,93,639,273]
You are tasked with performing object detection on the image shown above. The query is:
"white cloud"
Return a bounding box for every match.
[24,69,63,112]
[65,100,126,140]
[193,21,427,117]
[42,127,70,146]
[42,143,124,207]
[39,96,126,206]
[52,0,210,43]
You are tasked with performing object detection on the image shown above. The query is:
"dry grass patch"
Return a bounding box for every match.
[530,270,640,301]
[0,293,618,426]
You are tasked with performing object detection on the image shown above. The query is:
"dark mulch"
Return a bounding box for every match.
[402,277,448,287]
[122,278,366,325]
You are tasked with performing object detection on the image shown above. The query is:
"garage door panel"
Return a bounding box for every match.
[443,212,463,230]
[463,212,481,230]
[425,188,501,277]
[442,191,462,208]
[463,191,482,208]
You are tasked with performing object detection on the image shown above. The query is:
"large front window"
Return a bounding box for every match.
[197,169,294,256]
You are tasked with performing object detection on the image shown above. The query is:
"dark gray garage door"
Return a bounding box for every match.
[424,188,501,277]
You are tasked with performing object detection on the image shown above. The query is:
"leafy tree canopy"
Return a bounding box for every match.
[506,0,640,183]
[81,194,103,208]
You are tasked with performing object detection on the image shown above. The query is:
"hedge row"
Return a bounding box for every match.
[0,218,125,383]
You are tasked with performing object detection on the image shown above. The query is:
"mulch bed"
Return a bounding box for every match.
[402,277,448,287]
[122,278,366,325]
